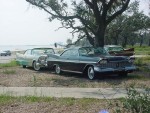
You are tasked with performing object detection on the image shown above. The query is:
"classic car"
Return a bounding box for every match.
[104,45,134,56]
[16,48,55,71]
[47,47,136,80]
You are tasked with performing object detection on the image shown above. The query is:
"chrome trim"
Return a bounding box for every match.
[61,69,82,74]
[50,59,96,64]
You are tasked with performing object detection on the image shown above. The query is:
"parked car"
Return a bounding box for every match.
[16,48,55,71]
[4,50,11,56]
[0,51,7,56]
[104,45,134,56]
[47,47,136,80]
[0,50,11,56]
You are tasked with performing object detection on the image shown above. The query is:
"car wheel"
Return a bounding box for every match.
[33,61,41,71]
[22,65,26,68]
[55,64,61,74]
[87,66,95,80]
[118,72,128,77]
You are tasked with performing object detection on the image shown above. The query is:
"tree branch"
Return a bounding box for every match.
[83,0,94,9]
[106,0,130,25]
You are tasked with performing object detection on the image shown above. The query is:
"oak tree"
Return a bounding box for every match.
[26,0,130,47]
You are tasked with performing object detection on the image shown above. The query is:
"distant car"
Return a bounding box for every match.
[104,45,134,56]
[16,48,55,71]
[4,50,11,56]
[0,51,7,56]
[0,50,11,56]
[47,47,136,80]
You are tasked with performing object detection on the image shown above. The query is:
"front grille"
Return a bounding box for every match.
[100,61,132,68]
[38,56,47,64]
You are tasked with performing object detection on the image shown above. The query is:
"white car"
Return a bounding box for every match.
[0,51,7,56]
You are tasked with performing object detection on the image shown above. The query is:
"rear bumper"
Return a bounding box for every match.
[94,66,136,74]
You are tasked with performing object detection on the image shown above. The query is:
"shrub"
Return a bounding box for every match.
[114,87,150,113]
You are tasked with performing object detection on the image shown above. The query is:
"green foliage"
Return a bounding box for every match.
[134,58,145,66]
[106,1,150,46]
[123,87,150,113]
[134,46,150,55]
[112,87,150,113]
[0,95,15,105]
[0,95,54,105]
[0,60,19,68]
[26,0,132,47]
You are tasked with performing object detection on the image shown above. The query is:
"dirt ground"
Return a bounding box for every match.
[0,97,122,113]
[0,66,149,113]
[0,66,149,88]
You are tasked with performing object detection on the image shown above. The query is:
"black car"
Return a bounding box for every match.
[47,47,136,80]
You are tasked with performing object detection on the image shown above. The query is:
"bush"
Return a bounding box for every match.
[114,87,150,113]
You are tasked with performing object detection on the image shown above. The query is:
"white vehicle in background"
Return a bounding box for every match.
[0,50,11,56]
[16,48,55,71]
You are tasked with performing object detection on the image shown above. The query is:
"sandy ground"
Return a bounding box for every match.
[0,66,149,88]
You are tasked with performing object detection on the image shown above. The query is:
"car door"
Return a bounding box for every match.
[67,49,80,72]
[24,49,33,66]
[60,49,80,72]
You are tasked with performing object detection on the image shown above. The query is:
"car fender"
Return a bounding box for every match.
[83,64,96,73]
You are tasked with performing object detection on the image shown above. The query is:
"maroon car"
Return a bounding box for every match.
[104,45,134,56]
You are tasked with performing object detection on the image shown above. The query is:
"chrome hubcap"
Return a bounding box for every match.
[56,65,60,74]
[34,62,40,71]
[88,67,94,80]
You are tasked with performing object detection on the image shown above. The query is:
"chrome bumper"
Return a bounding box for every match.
[94,66,136,73]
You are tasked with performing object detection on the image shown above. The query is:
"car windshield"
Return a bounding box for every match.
[32,48,54,55]
[108,47,123,51]
[79,47,109,56]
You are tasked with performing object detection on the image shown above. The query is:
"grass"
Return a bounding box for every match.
[133,46,150,55]
[1,88,149,113]
[0,95,54,105]
[134,56,150,72]
[0,95,98,106]
[0,60,19,68]
[0,95,107,113]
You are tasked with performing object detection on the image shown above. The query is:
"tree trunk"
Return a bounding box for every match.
[122,36,127,47]
[140,35,144,47]
[113,35,118,45]
[94,26,106,47]
[148,38,150,46]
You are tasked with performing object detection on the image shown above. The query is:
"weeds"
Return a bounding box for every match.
[112,87,150,113]
[0,60,19,68]
[133,46,150,55]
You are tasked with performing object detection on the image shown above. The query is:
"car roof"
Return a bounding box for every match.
[32,48,53,49]
[65,46,105,51]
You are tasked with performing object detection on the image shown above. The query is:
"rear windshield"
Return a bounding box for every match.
[79,47,109,56]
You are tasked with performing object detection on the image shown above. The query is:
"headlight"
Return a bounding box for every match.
[38,56,47,64]
[99,60,108,64]
[128,57,135,63]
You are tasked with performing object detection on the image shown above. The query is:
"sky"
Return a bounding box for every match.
[0,0,149,46]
